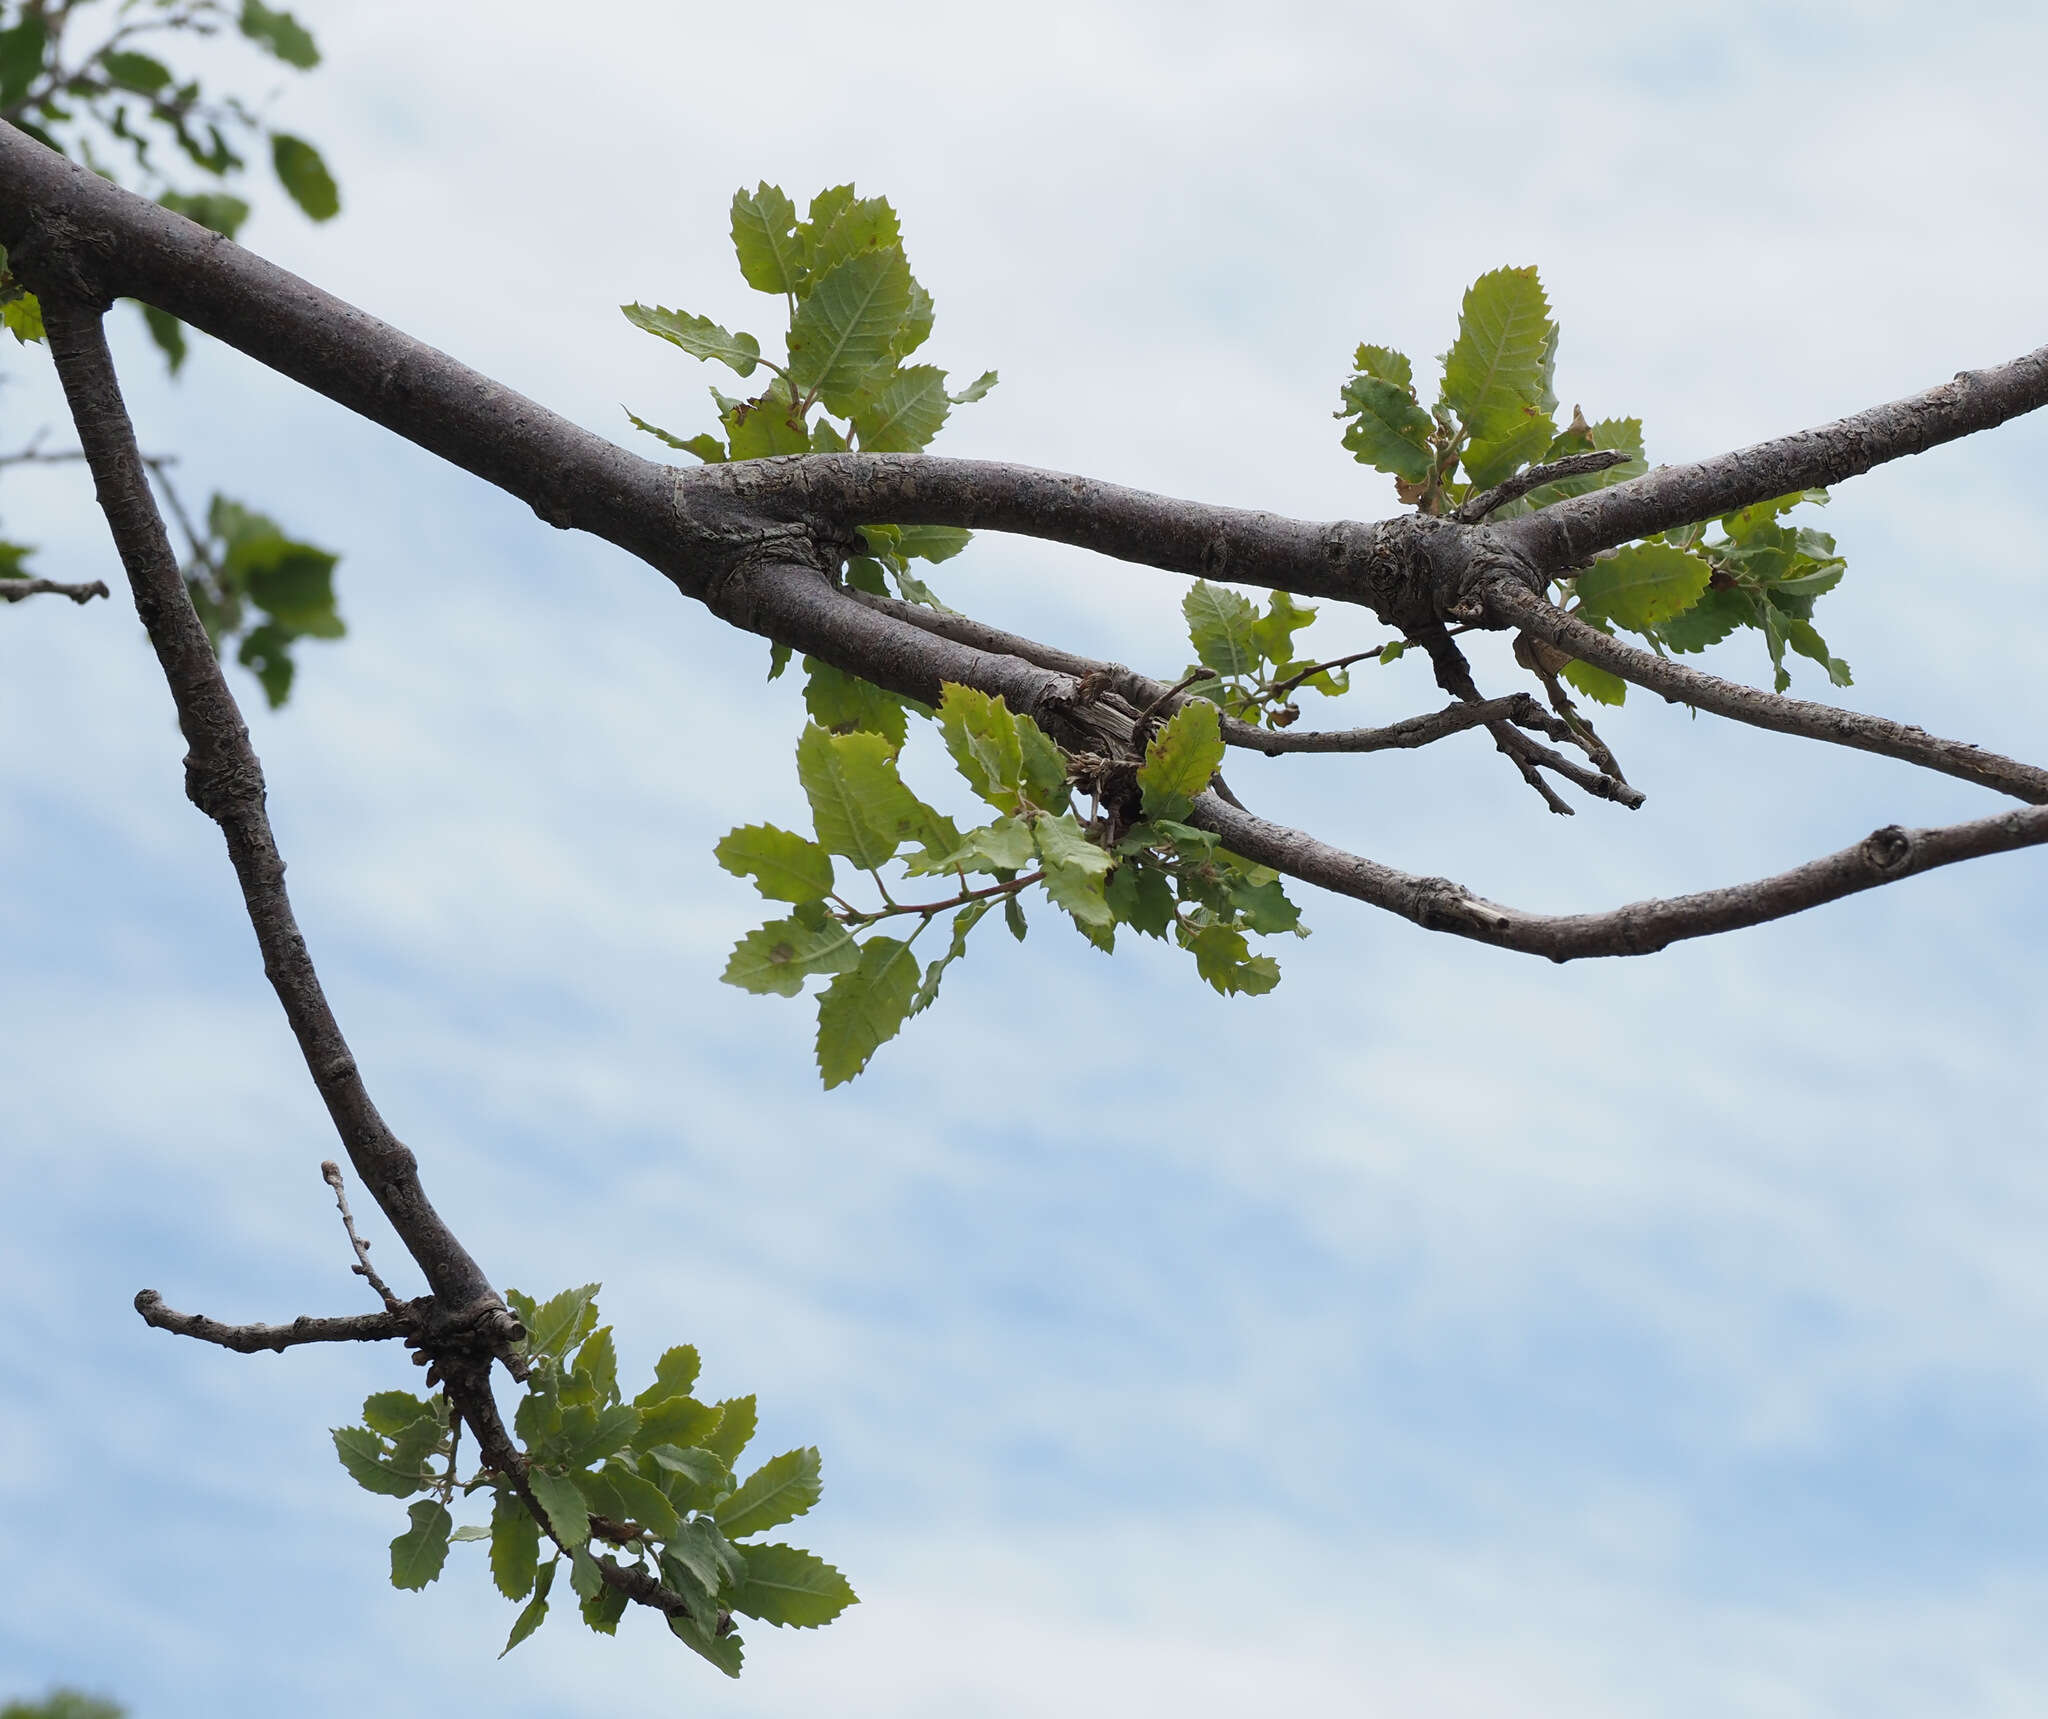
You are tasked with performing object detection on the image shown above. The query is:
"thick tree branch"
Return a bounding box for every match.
[33,289,512,1344]
[1499,343,2048,568]
[0,572,108,602]
[1193,792,2048,959]
[1486,579,2048,805]
[132,1288,408,1353]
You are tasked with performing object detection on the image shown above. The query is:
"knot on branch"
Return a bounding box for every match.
[7,213,118,312]
[1340,515,1546,635]
[183,746,267,821]
[670,465,859,625]
[1863,824,1913,873]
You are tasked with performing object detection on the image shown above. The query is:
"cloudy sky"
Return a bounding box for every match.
[4,2,2047,1714]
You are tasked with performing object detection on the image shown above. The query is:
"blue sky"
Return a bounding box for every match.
[3,3,2047,1714]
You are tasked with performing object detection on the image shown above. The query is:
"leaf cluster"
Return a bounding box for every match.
[1176,579,1355,727]
[330,1284,854,1678]
[180,493,343,707]
[1337,266,1850,696]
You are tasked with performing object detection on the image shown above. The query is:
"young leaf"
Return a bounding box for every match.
[572,1325,619,1406]
[580,1577,630,1635]
[1184,922,1281,996]
[786,250,913,412]
[730,182,806,296]
[1656,585,1751,653]
[1106,861,1176,938]
[331,1426,424,1498]
[269,133,339,221]
[804,188,901,278]
[624,410,724,460]
[803,657,910,750]
[1137,700,1224,821]
[1032,813,1114,927]
[500,1560,555,1658]
[599,1460,682,1539]
[361,1390,435,1437]
[621,304,762,378]
[722,379,812,460]
[490,1488,541,1600]
[1574,543,1712,633]
[632,1394,726,1455]
[910,898,991,1016]
[525,1469,590,1550]
[1562,657,1628,706]
[715,1446,823,1539]
[727,1542,860,1628]
[1338,375,1434,482]
[1351,344,1415,391]
[816,937,921,1086]
[524,1284,601,1360]
[951,369,999,404]
[849,363,951,452]
[1462,408,1555,489]
[936,683,1026,809]
[715,824,835,905]
[1182,581,1261,677]
[1440,266,1554,439]
[389,1500,453,1591]
[702,1396,759,1468]
[891,523,973,563]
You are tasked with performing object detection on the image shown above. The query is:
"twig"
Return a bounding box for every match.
[1453,449,1631,523]
[0,573,108,603]
[323,1158,404,1315]
[132,1288,407,1354]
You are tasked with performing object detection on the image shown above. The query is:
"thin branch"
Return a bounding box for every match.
[0,573,108,602]
[1453,449,1631,523]
[1499,343,2048,568]
[34,289,514,1345]
[132,1288,407,1353]
[1486,578,2048,804]
[323,1158,405,1315]
[1190,790,2048,960]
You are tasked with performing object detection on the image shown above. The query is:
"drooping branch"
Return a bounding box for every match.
[0,573,108,602]
[132,1287,408,1353]
[1499,343,2048,569]
[1485,579,2048,805]
[32,287,514,1345]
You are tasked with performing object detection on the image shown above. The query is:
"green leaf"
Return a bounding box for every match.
[1511,417,1647,514]
[621,303,762,378]
[331,1426,424,1498]
[816,936,920,1086]
[796,724,938,869]
[389,1500,452,1591]
[631,1393,725,1452]
[786,250,913,413]
[1440,266,1554,439]
[716,824,834,905]
[500,1559,554,1657]
[1229,873,1302,934]
[910,898,990,1016]
[269,133,339,221]
[1338,375,1435,482]
[1656,585,1751,653]
[240,0,320,68]
[559,1402,643,1468]
[1016,713,1071,811]
[716,1446,823,1539]
[702,1396,758,1468]
[1722,489,1829,539]
[850,363,951,452]
[730,183,806,296]
[102,49,173,94]
[525,1468,590,1550]
[0,19,47,108]
[644,1442,733,1508]
[1106,861,1176,938]
[727,1542,859,1628]
[667,1608,746,1677]
[451,1524,492,1542]
[803,657,909,750]
[1350,344,1414,391]
[1004,895,1028,942]
[1462,409,1556,489]
[159,191,251,239]
[723,380,812,459]
[892,277,935,360]
[1561,657,1628,706]
[362,1391,435,1437]
[891,523,973,564]
[572,1326,618,1406]
[1251,590,1317,667]
[936,683,1025,809]
[568,1546,604,1602]
[1138,700,1224,821]
[951,369,999,404]
[1184,923,1281,996]
[1032,813,1113,927]
[1182,581,1261,677]
[2,290,44,345]
[490,1489,542,1599]
[803,188,901,279]
[636,1345,701,1405]
[599,1460,682,1539]
[624,409,724,459]
[524,1284,600,1361]
[1574,543,1712,633]
[580,1576,630,1635]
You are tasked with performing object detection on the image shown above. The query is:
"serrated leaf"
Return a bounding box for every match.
[2,291,44,345]
[797,723,939,869]
[1511,417,1648,514]
[644,1442,734,1507]
[1138,700,1224,821]
[891,523,973,564]
[390,1500,452,1591]
[1574,543,1712,633]
[500,1561,554,1657]
[728,1542,859,1628]
[730,182,805,296]
[702,1395,759,1468]
[668,1608,746,1677]
[490,1489,542,1599]
[1251,590,1316,667]
[362,1391,435,1437]
[599,1460,682,1539]
[851,363,951,452]
[1106,862,1176,938]
[240,0,319,68]
[621,304,761,378]
[892,276,935,360]
[632,1394,724,1456]
[560,1402,643,1468]
[1229,873,1302,935]
[910,898,990,1016]
[722,379,812,460]
[936,683,1025,809]
[1184,923,1281,996]
[331,1426,425,1498]
[810,414,849,453]
[270,133,339,222]
[1656,585,1752,653]
[951,369,999,404]
[1440,266,1554,439]
[816,937,920,1086]
[1463,409,1556,489]
[716,824,835,905]
[1562,657,1628,706]
[581,1577,629,1635]
[804,187,902,279]
[525,1284,600,1361]
[572,1326,618,1406]
[623,409,724,460]
[803,658,910,750]
[451,1524,492,1542]
[716,1446,823,1539]
[526,1469,590,1549]
[1721,488,1828,539]
[1338,375,1435,482]
[569,1546,604,1601]
[1032,813,1113,927]
[1351,344,1414,391]
[1182,581,1261,677]
[787,250,913,413]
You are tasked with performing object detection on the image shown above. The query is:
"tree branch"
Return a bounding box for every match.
[33,288,514,1346]
[1499,343,2048,568]
[1485,578,2048,804]
[0,573,108,603]
[132,1287,408,1353]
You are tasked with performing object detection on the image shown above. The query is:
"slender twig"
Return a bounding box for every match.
[132,1288,407,1353]
[1453,449,1631,523]
[0,573,108,602]
[34,289,513,1346]
[323,1158,405,1315]
[1486,579,2048,804]
[842,870,1046,925]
